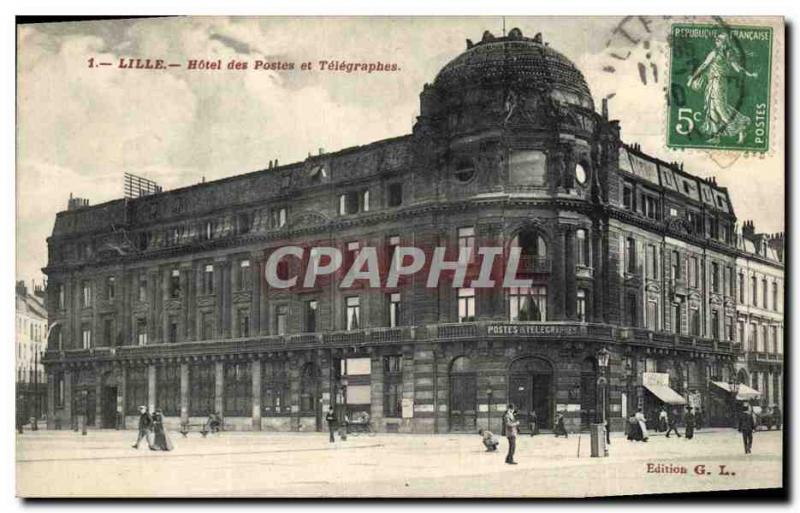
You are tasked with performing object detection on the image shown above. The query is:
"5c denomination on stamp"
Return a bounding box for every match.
[668,23,772,152]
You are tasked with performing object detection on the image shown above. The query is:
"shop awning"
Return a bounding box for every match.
[643,383,687,405]
[711,381,761,401]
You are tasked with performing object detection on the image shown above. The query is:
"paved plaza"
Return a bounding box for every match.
[16,427,782,498]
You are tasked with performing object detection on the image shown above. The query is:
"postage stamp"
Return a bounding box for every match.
[667,23,773,152]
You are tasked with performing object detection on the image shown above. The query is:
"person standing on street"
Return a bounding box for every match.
[684,406,695,440]
[738,405,756,454]
[132,405,154,449]
[658,407,668,433]
[665,408,682,438]
[503,404,520,465]
[325,406,337,443]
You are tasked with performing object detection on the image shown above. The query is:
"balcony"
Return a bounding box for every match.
[747,352,783,365]
[517,255,551,274]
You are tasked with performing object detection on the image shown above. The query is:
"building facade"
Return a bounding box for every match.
[734,223,784,411]
[44,29,753,434]
[16,281,48,423]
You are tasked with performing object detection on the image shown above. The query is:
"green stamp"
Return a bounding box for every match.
[668,23,772,152]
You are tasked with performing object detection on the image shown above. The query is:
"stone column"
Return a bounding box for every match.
[180,267,191,342]
[215,360,224,417]
[162,268,170,343]
[370,353,384,429]
[95,375,103,427]
[63,369,73,426]
[215,262,225,339]
[149,270,159,344]
[288,357,301,431]
[251,359,262,430]
[223,261,232,339]
[180,363,189,424]
[564,227,576,319]
[47,372,56,429]
[148,364,156,413]
[251,253,262,336]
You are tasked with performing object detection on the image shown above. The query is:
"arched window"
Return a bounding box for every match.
[511,229,548,273]
[576,229,590,266]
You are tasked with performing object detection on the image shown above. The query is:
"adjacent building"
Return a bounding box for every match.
[16,281,48,423]
[43,29,768,434]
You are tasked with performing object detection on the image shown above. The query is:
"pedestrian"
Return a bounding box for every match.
[554,411,568,438]
[529,410,538,437]
[634,409,649,442]
[658,407,668,433]
[204,412,221,434]
[151,409,174,451]
[478,428,499,452]
[132,405,154,449]
[503,404,520,465]
[665,408,682,438]
[684,406,695,440]
[738,405,755,454]
[325,406,337,443]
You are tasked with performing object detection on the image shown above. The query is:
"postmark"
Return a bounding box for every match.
[668,23,772,152]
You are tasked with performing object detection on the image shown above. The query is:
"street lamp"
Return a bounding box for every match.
[729,377,740,426]
[597,347,611,455]
[486,385,493,432]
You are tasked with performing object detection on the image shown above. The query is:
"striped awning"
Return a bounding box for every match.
[643,384,687,405]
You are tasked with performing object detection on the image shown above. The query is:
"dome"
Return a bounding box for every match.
[433,29,594,111]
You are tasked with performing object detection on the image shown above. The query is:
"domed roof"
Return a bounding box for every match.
[433,29,594,110]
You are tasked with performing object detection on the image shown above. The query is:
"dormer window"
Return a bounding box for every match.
[270,207,287,228]
[454,158,475,182]
[339,190,369,215]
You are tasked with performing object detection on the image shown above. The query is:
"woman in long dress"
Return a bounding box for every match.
[151,409,174,451]
[634,409,649,442]
[687,33,758,144]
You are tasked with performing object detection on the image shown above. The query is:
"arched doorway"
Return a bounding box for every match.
[449,356,477,432]
[508,357,554,433]
[580,357,598,429]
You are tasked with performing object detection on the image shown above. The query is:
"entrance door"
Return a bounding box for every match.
[102,386,118,428]
[449,356,477,432]
[85,390,96,427]
[508,357,553,433]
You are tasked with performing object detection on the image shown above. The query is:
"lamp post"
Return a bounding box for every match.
[487,385,493,432]
[597,347,611,456]
[729,378,740,427]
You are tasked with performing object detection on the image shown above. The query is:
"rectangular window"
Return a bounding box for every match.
[458,226,476,263]
[627,293,638,327]
[576,229,589,266]
[136,318,148,346]
[237,212,252,235]
[224,363,252,417]
[346,296,361,330]
[103,317,114,347]
[168,316,179,343]
[725,315,734,341]
[646,300,658,331]
[772,282,778,311]
[388,292,401,327]
[711,310,720,339]
[237,309,250,338]
[646,245,657,279]
[690,309,700,336]
[762,279,768,310]
[738,273,745,303]
[383,355,403,418]
[57,283,65,310]
[770,326,778,353]
[156,364,181,416]
[305,300,318,333]
[749,322,757,350]
[737,320,745,344]
[338,190,369,215]
[458,288,476,322]
[56,373,64,408]
[626,237,636,274]
[81,324,92,349]
[275,305,288,335]
[576,289,587,322]
[622,183,633,210]
[203,264,215,295]
[670,251,680,281]
[106,276,116,300]
[509,286,547,322]
[689,257,698,287]
[81,281,92,308]
[671,303,682,334]
[387,235,400,273]
[387,183,403,207]
[270,207,287,228]
[189,363,215,416]
[751,276,758,306]
[125,367,148,415]
[238,260,251,290]
[170,268,181,298]
[200,221,214,241]
[726,267,734,296]
[201,311,214,340]
[711,263,720,293]
[262,360,289,416]
[138,274,148,303]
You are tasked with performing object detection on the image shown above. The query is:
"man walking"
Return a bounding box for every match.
[665,408,682,438]
[132,405,153,449]
[738,405,755,454]
[503,404,520,465]
[325,406,337,443]
[684,406,695,440]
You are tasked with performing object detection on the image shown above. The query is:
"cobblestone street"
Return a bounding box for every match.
[16,427,782,497]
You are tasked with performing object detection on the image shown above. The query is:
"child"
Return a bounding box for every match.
[478,428,499,451]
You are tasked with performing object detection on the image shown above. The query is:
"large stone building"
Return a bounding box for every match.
[733,222,784,412]
[44,29,757,434]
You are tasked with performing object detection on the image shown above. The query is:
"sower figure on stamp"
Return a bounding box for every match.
[503,404,520,465]
[738,405,756,454]
[325,406,337,443]
[684,406,695,440]
[132,405,154,449]
[665,408,682,438]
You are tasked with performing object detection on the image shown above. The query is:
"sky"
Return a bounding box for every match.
[16,16,785,287]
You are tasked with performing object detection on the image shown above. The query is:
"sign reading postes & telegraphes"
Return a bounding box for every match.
[486,324,580,337]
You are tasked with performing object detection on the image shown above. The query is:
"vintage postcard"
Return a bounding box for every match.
[15,15,785,498]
